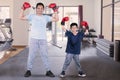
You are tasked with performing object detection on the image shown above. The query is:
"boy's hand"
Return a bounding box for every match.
[80,21,89,29]
[61,17,69,25]
[22,2,31,10]
[61,17,69,32]
[84,29,89,35]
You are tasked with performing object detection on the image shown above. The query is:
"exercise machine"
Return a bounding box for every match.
[0,18,16,52]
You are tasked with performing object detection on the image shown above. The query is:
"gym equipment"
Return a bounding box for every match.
[49,3,59,13]
[22,2,31,10]
[50,42,62,49]
[61,17,69,25]
[87,29,97,37]
[95,39,114,57]
[80,21,97,44]
[89,29,96,32]
[114,40,120,61]
[0,18,16,52]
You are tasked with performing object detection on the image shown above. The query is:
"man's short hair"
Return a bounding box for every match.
[36,2,44,9]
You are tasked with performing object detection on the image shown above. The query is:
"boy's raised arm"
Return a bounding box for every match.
[61,17,69,32]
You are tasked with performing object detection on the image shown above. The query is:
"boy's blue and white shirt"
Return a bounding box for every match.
[26,14,52,40]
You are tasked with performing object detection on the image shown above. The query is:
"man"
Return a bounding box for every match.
[19,2,59,77]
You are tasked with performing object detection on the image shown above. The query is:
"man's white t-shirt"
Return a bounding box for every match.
[26,14,52,40]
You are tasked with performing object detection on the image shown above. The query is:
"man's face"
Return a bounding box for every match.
[36,5,44,15]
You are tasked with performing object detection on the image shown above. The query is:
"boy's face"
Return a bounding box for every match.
[71,26,78,32]
[36,5,44,15]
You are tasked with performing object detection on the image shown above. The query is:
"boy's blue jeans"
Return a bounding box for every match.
[62,53,82,72]
[27,38,50,71]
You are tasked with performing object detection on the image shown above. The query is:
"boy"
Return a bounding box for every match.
[60,18,87,77]
[19,2,59,77]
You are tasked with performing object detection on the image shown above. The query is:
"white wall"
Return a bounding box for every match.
[12,0,30,46]
[94,0,101,35]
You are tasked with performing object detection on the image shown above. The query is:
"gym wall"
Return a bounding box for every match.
[12,0,30,46]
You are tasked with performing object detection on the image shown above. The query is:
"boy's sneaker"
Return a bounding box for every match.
[60,71,65,78]
[46,70,55,77]
[78,71,86,77]
[24,70,31,77]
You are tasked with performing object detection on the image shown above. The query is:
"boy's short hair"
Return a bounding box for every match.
[36,2,44,9]
[70,23,78,29]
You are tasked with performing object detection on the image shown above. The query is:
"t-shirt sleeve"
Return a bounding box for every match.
[26,14,33,21]
[45,15,52,22]
[79,30,84,39]
[65,30,70,37]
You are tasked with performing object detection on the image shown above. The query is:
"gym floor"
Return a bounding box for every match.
[0,41,120,80]
[0,46,25,64]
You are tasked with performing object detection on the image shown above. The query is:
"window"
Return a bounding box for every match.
[102,6,112,41]
[103,0,112,6]
[114,2,120,40]
[0,6,10,19]
[45,6,79,43]
[58,7,79,41]
[102,0,120,41]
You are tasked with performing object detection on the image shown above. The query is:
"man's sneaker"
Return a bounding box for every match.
[46,70,55,77]
[60,71,65,78]
[78,71,86,77]
[24,70,31,77]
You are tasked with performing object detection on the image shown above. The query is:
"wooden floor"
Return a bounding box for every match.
[0,46,26,64]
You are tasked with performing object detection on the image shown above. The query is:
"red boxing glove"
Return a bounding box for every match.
[81,21,89,29]
[22,2,31,10]
[49,3,58,12]
[61,17,69,25]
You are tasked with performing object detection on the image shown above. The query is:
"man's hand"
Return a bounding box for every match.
[49,3,59,13]
[19,2,31,20]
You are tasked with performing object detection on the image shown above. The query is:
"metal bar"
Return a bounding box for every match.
[0,25,9,39]
[51,43,62,49]
[112,0,114,42]
[101,0,103,35]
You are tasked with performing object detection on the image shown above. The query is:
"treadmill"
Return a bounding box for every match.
[0,18,16,52]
